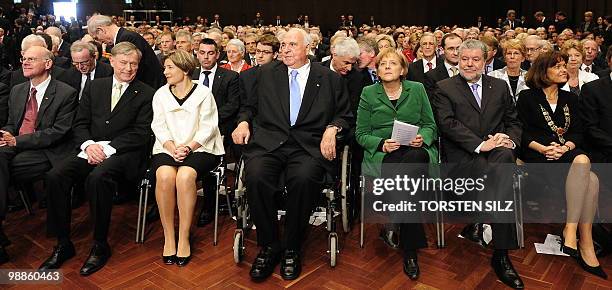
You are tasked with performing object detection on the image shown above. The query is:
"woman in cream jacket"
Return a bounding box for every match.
[151,50,224,267]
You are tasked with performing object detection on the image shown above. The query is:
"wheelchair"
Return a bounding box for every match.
[228,142,355,267]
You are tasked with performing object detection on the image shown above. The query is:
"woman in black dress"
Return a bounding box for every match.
[517,51,606,279]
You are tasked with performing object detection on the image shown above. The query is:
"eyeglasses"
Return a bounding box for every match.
[255,49,274,55]
[21,57,49,63]
[72,60,93,67]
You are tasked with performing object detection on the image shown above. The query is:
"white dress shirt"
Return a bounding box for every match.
[79,65,97,99]
[151,83,225,156]
[198,64,218,88]
[422,55,438,73]
[288,61,311,101]
[29,75,51,110]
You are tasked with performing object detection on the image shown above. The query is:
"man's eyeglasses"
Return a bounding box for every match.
[21,57,50,63]
[255,49,274,55]
[72,60,93,67]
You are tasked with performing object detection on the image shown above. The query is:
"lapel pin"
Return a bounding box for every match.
[316,84,320,87]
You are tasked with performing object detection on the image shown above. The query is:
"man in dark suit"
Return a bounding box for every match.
[274,15,283,26]
[578,11,596,34]
[320,36,364,114]
[357,37,379,86]
[243,33,258,66]
[58,41,113,99]
[582,46,612,162]
[408,32,444,85]
[581,39,607,74]
[45,26,71,60]
[424,33,462,101]
[87,14,165,89]
[0,46,78,264]
[481,35,506,74]
[432,40,523,289]
[502,10,517,29]
[0,83,7,126]
[232,28,352,281]
[533,11,553,29]
[10,34,66,88]
[38,42,155,276]
[554,11,570,33]
[192,38,240,226]
[239,34,279,110]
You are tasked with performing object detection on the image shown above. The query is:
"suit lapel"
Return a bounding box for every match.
[296,64,322,124]
[110,81,139,118]
[36,80,56,127]
[274,64,290,124]
[14,84,29,127]
[455,77,481,112]
[374,83,394,110]
[480,76,493,112]
[212,69,223,97]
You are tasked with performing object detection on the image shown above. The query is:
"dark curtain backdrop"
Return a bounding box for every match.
[1,0,611,32]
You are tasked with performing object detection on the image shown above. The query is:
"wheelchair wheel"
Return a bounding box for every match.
[340,145,351,233]
[329,233,338,267]
[233,230,244,264]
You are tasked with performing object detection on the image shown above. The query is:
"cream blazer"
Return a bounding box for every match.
[561,69,599,92]
[151,83,225,156]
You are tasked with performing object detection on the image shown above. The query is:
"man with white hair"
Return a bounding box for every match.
[321,36,364,114]
[86,14,164,89]
[47,34,71,69]
[432,39,523,289]
[408,32,444,84]
[44,26,71,60]
[581,39,606,73]
[232,28,352,282]
[521,35,544,70]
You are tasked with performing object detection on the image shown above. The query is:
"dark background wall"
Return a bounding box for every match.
[1,0,611,32]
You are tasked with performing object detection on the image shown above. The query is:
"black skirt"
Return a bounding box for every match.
[151,152,220,178]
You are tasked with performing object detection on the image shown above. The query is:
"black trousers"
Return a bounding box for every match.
[0,147,51,219]
[382,146,429,251]
[46,153,132,244]
[450,147,518,250]
[245,139,326,251]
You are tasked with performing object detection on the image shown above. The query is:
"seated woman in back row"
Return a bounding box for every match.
[356,48,438,280]
[151,50,225,267]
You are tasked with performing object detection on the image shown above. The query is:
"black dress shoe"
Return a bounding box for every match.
[560,236,578,258]
[38,242,76,270]
[379,228,400,249]
[79,243,111,276]
[162,255,176,265]
[176,255,191,267]
[249,246,280,281]
[280,249,301,280]
[403,257,419,280]
[577,252,608,279]
[0,247,9,265]
[491,254,524,289]
[196,210,213,227]
[461,223,487,248]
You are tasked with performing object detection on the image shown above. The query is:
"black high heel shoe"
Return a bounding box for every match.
[176,237,192,267]
[162,254,176,265]
[577,250,608,279]
[560,235,578,258]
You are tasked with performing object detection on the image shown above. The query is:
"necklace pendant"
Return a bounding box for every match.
[556,128,566,135]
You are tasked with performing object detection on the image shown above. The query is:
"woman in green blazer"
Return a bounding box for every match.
[355,48,438,280]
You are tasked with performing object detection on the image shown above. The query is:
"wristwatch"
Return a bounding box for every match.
[326,125,341,133]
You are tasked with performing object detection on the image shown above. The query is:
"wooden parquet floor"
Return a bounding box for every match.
[0,199,611,290]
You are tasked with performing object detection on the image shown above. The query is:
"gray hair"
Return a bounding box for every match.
[333,37,360,58]
[458,39,488,59]
[21,34,46,52]
[175,30,193,42]
[44,26,61,39]
[287,28,311,47]
[87,15,113,34]
[524,35,544,47]
[111,41,142,59]
[226,38,245,55]
[49,34,60,48]
[70,40,96,57]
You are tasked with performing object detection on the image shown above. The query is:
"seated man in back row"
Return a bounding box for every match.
[232,28,352,281]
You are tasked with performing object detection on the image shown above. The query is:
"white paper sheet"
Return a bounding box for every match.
[391,120,419,146]
[534,234,569,256]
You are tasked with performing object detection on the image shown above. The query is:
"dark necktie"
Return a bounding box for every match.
[19,88,38,135]
[202,71,211,87]
[371,70,378,83]
[585,67,591,73]
[427,62,433,72]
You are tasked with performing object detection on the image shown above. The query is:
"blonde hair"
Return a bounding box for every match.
[375,48,408,79]
[163,49,198,76]
[561,39,585,60]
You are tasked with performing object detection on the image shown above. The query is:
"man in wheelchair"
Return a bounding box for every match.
[231,28,352,281]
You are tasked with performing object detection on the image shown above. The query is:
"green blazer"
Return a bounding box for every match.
[356,80,438,177]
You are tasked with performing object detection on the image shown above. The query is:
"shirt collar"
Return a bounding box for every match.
[288,61,311,77]
[112,75,130,88]
[444,61,457,72]
[31,75,52,94]
[609,72,612,81]
[329,61,336,72]
[112,27,119,45]
[466,75,483,87]
[202,63,217,75]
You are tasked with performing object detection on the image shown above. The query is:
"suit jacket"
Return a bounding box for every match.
[580,76,612,159]
[408,57,445,85]
[53,56,72,69]
[355,81,438,176]
[320,59,367,115]
[1,79,78,166]
[74,77,154,179]
[58,61,114,96]
[0,82,8,127]
[596,68,610,79]
[115,27,165,89]
[578,21,596,34]
[237,61,353,171]
[424,63,451,101]
[502,19,517,29]
[58,40,71,60]
[238,64,261,118]
[516,88,583,162]
[361,68,375,87]
[432,75,522,163]
[192,66,240,136]
[10,66,65,88]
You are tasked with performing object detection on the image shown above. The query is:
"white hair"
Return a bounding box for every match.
[287,28,311,47]
[87,14,113,34]
[458,39,488,59]
[333,37,360,58]
[226,38,245,55]
[21,34,46,52]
